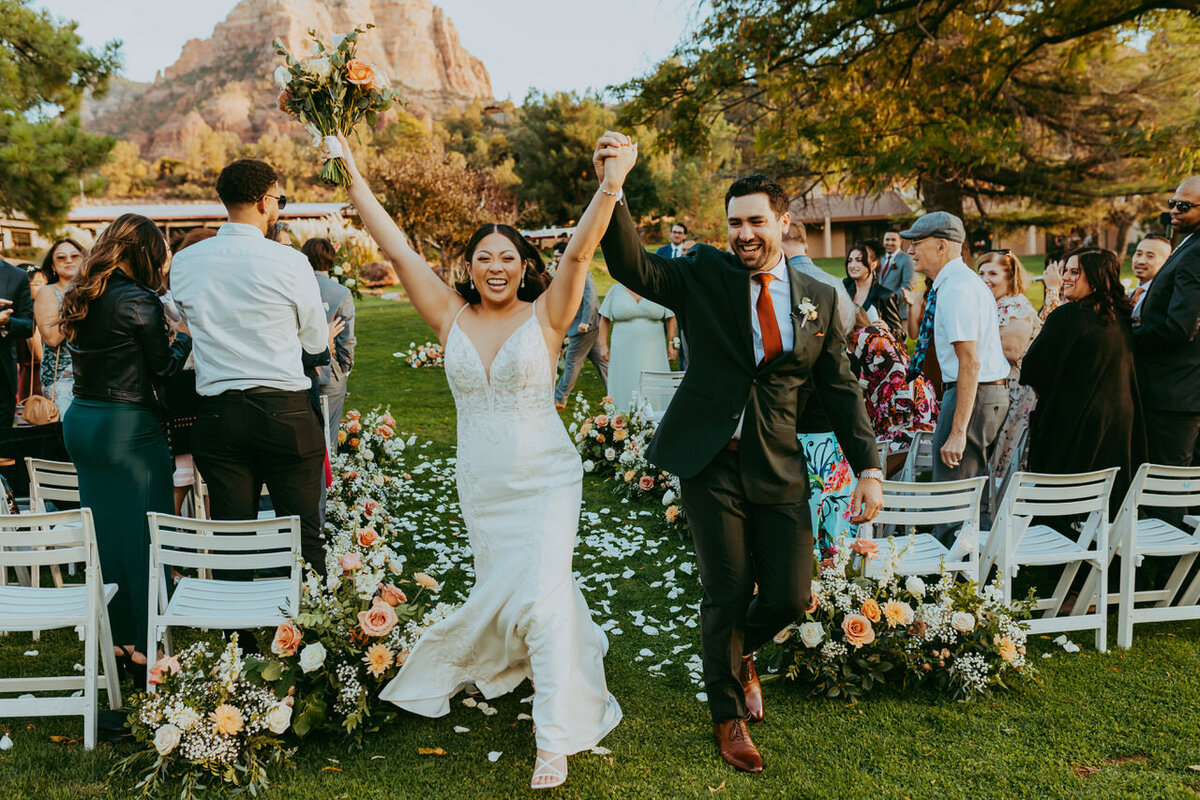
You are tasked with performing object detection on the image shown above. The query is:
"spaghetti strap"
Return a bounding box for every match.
[451,303,470,328]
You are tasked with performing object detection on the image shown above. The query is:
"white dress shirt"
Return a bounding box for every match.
[733,253,794,438]
[671,243,683,258]
[170,222,329,396]
[931,257,1010,383]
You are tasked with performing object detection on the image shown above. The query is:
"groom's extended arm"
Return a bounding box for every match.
[599,198,688,311]
[810,288,880,475]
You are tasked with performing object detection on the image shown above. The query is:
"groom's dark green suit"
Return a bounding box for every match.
[601,198,879,723]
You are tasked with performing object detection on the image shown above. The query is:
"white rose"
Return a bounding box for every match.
[154,724,182,756]
[605,448,616,461]
[298,642,327,674]
[167,705,200,732]
[266,702,293,734]
[905,576,926,598]
[306,57,333,82]
[583,460,595,473]
[346,279,356,286]
[662,490,676,506]
[273,65,290,88]
[333,266,344,276]
[951,611,976,633]
[798,621,825,648]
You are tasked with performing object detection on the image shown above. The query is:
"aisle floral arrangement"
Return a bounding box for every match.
[335,408,414,471]
[398,341,446,369]
[273,25,405,185]
[767,538,1036,702]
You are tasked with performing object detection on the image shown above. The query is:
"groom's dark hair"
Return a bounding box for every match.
[216,159,279,207]
[725,174,790,218]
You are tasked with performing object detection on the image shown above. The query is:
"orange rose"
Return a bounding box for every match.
[380,584,407,606]
[639,475,656,491]
[806,593,818,614]
[276,89,293,115]
[344,58,377,87]
[363,499,379,517]
[271,621,302,657]
[382,413,396,428]
[346,410,361,421]
[346,420,362,434]
[595,415,609,427]
[601,396,614,404]
[375,425,394,438]
[338,429,348,445]
[613,429,628,442]
[842,614,876,648]
[850,538,879,559]
[611,415,627,430]
[348,437,360,448]
[357,598,399,637]
[861,598,882,623]
[357,527,379,547]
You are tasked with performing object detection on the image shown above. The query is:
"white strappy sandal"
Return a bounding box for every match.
[531,753,567,790]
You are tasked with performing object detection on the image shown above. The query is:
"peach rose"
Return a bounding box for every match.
[639,475,656,491]
[147,655,181,686]
[340,552,363,571]
[601,396,614,404]
[357,598,399,637]
[805,593,819,614]
[276,89,293,115]
[850,538,879,558]
[841,614,876,648]
[665,505,680,523]
[595,434,606,443]
[997,637,1018,663]
[595,415,609,428]
[382,413,396,428]
[348,437,360,448]
[363,499,379,517]
[344,58,377,87]
[357,527,379,547]
[611,415,627,430]
[375,425,394,438]
[271,621,302,657]
[346,410,361,421]
[346,420,362,434]
[882,599,914,627]
[380,584,407,606]
[861,598,882,623]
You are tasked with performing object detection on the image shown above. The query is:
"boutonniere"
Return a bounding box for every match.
[792,297,819,328]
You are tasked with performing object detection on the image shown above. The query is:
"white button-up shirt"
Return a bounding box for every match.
[931,257,1009,383]
[171,222,329,396]
[733,253,794,438]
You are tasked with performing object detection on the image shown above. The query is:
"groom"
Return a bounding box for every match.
[596,133,882,773]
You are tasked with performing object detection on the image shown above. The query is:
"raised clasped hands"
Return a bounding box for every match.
[1042,259,1063,291]
[592,130,637,192]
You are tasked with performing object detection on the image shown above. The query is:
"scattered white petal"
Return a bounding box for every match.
[590,746,611,755]
[1063,642,1080,653]
[22,650,37,657]
[520,694,534,704]
[639,648,654,657]
[0,734,11,750]
[454,726,470,733]
[488,751,503,762]
[517,713,532,721]
[462,698,478,708]
[482,706,497,716]
[695,692,707,702]
[643,625,659,635]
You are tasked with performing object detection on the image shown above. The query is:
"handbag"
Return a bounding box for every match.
[21,344,60,426]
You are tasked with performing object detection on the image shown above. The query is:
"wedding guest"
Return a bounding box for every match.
[977,250,1041,480]
[902,212,1009,531]
[0,257,34,426]
[34,239,85,415]
[171,159,329,573]
[1129,234,1172,321]
[59,213,191,677]
[1135,175,1200,473]
[598,282,677,413]
[1021,248,1146,513]
[656,222,689,259]
[849,308,937,473]
[300,237,356,444]
[268,221,293,246]
[842,241,903,338]
[879,229,916,324]
[553,254,607,410]
[903,277,943,397]
[14,264,43,406]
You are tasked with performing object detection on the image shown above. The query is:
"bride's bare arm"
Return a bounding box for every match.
[541,133,638,336]
[335,133,464,339]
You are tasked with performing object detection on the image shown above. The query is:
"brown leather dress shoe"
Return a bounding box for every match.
[740,654,764,723]
[713,717,763,773]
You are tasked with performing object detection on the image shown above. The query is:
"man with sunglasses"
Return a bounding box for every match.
[1134,176,1200,478]
[171,158,331,577]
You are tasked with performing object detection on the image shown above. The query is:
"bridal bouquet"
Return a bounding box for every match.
[767,539,1036,702]
[111,637,295,799]
[273,25,404,185]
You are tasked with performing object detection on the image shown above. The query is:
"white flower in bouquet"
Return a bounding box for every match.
[153,724,182,755]
[273,65,290,88]
[166,704,201,732]
[951,611,976,633]
[583,460,595,473]
[306,57,333,82]
[905,576,927,598]
[330,33,347,49]
[662,489,676,505]
[605,448,617,461]
[299,642,328,674]
[266,702,293,734]
[798,621,825,648]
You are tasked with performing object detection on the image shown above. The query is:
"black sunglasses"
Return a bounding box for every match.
[263,193,288,210]
[1168,199,1194,212]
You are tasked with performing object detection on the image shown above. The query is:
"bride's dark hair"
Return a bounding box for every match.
[455,224,548,303]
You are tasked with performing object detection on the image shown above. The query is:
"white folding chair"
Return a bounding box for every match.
[857,477,988,584]
[899,430,935,482]
[25,458,82,588]
[988,423,1029,520]
[0,509,122,749]
[320,394,333,450]
[979,468,1118,651]
[147,513,302,684]
[634,370,685,424]
[190,474,273,522]
[1079,464,1200,649]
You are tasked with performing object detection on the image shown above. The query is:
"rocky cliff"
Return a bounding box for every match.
[81,0,493,159]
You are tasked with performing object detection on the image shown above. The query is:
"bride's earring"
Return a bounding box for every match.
[520,271,526,289]
[469,273,475,290]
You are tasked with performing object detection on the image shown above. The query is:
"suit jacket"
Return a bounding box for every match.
[842,277,904,338]
[0,260,34,394]
[314,272,356,385]
[656,243,685,259]
[567,272,599,337]
[1134,232,1200,413]
[877,250,915,319]
[601,199,879,504]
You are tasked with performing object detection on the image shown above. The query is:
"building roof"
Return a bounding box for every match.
[789,191,912,223]
[66,202,353,224]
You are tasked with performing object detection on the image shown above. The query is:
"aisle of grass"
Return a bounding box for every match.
[2,296,1200,800]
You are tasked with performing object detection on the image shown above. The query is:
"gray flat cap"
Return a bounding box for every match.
[899,211,965,243]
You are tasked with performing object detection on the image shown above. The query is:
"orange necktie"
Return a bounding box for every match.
[753,272,783,366]
[1131,285,1146,306]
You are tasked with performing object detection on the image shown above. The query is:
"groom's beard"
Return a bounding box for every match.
[732,237,780,271]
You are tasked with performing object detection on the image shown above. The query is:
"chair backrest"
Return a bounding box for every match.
[900,431,935,482]
[0,509,95,576]
[876,438,893,471]
[25,458,79,513]
[866,476,988,534]
[1111,462,1200,543]
[635,370,685,412]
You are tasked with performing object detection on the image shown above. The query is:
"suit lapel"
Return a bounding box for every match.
[1147,234,1197,304]
[721,263,755,364]
[787,264,808,348]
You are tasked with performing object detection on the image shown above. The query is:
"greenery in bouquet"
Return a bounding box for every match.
[111,637,295,799]
[273,25,405,185]
[398,341,446,369]
[767,537,1036,703]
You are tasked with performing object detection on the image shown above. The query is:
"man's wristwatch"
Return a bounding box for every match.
[859,468,884,482]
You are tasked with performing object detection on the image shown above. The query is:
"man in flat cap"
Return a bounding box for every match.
[901,212,1009,538]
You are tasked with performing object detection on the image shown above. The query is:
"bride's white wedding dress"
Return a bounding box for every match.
[380,301,622,754]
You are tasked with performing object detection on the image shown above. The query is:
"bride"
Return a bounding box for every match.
[333,131,635,789]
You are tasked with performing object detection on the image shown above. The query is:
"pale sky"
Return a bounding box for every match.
[32,0,697,101]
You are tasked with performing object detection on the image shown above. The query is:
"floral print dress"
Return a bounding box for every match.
[850,325,938,455]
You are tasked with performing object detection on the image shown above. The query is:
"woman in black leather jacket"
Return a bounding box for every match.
[59,213,191,676]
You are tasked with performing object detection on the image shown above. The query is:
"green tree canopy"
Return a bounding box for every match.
[621,1,1200,219]
[0,0,121,232]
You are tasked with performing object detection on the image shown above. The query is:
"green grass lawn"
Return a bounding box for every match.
[3,296,1200,800]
